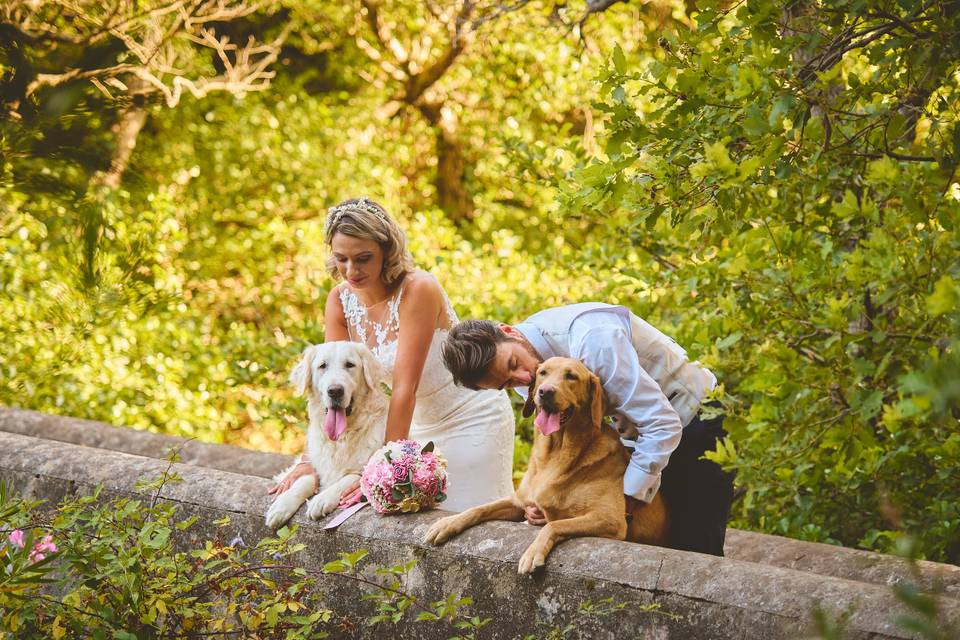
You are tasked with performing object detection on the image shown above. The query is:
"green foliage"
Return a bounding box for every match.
[554,1,960,561]
[1,475,329,637]
[0,472,495,639]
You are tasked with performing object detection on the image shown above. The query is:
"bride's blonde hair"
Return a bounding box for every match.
[324,197,415,287]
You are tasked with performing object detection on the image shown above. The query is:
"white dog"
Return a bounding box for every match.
[264,341,388,529]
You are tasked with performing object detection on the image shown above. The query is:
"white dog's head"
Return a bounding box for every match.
[289,341,385,441]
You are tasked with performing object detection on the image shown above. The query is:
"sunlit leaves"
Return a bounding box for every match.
[556,0,960,562]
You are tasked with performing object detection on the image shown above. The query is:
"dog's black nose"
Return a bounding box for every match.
[327,385,344,400]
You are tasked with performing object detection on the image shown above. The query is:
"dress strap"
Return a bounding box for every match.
[387,278,408,330]
[338,285,367,344]
[440,288,458,327]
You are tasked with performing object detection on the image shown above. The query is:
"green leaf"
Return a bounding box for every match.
[612,44,627,74]
[926,275,959,316]
[742,105,769,138]
[323,559,348,573]
[768,94,794,129]
[716,332,742,350]
[866,157,900,185]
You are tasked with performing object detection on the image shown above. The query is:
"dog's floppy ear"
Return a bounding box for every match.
[290,345,318,396]
[589,373,605,429]
[521,380,536,418]
[359,345,386,391]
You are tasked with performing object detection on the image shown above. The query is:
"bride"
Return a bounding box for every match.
[268,197,515,511]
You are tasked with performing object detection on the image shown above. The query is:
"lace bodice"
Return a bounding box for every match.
[338,279,467,423]
[339,282,407,358]
[338,277,458,357]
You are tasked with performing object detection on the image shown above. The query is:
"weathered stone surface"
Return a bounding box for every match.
[1,430,957,639]
[725,529,960,600]
[3,406,958,602]
[0,407,290,478]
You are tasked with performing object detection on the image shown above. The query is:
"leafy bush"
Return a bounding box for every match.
[0,469,487,639]
[553,1,960,563]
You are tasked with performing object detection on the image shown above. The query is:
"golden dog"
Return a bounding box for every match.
[424,357,669,574]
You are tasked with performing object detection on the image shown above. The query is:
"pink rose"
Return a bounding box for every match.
[392,459,412,482]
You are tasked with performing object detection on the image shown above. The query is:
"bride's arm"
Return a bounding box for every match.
[324,285,349,342]
[385,275,444,442]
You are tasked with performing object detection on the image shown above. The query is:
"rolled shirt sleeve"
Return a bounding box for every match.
[574,326,683,503]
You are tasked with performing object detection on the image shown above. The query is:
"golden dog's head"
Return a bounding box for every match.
[522,357,604,436]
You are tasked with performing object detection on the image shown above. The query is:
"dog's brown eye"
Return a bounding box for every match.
[344,361,355,368]
[537,369,545,377]
[318,362,327,369]
[565,373,578,381]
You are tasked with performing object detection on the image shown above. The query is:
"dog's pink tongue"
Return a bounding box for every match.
[323,408,347,441]
[535,410,561,436]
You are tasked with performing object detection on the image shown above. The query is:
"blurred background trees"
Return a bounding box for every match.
[2,0,958,562]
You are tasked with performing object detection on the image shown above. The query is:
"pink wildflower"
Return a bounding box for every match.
[28,535,57,564]
[7,529,25,549]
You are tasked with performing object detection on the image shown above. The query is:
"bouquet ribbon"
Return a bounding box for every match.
[323,501,368,530]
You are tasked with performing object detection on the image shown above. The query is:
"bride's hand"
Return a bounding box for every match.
[338,478,362,507]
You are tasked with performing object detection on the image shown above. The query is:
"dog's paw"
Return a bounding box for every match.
[307,490,340,520]
[423,516,463,545]
[517,544,547,575]
[265,496,301,530]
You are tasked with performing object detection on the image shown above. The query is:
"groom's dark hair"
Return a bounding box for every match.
[443,320,510,389]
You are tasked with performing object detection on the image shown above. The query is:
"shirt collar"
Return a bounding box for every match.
[515,322,554,360]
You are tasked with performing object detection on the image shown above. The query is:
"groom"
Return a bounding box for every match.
[441,302,734,556]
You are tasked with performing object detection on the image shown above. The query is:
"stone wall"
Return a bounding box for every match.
[1,408,958,639]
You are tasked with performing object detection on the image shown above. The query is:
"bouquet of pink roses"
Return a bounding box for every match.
[360,440,448,513]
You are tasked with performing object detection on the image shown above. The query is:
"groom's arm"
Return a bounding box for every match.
[574,325,683,504]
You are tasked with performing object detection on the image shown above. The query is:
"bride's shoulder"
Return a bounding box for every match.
[398,270,446,307]
[325,283,347,307]
[402,269,445,295]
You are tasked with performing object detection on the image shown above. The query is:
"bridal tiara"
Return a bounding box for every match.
[326,196,388,227]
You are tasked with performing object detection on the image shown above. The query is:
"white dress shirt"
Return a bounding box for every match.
[515,303,717,503]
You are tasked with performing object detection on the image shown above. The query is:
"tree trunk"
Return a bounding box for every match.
[92,94,148,189]
[419,102,474,225]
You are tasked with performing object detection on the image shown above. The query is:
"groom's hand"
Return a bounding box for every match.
[524,505,546,526]
[267,462,318,500]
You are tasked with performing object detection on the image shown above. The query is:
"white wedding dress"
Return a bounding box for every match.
[339,279,515,512]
